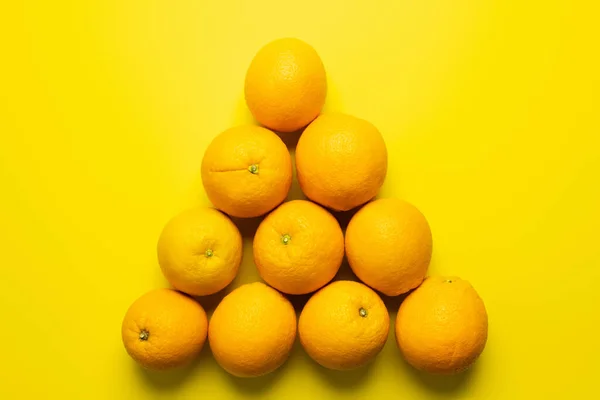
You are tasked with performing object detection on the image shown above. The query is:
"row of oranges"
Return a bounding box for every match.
[121,38,488,379]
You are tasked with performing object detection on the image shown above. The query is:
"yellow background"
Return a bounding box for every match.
[1,1,599,399]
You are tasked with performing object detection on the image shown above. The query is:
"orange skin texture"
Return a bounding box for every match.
[201,125,292,218]
[299,281,390,370]
[295,113,388,211]
[208,282,297,377]
[245,38,327,133]
[253,200,344,295]
[396,276,488,374]
[121,289,208,370]
[157,207,242,296]
[345,198,432,296]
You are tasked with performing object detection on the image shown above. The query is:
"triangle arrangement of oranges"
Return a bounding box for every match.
[121,38,488,378]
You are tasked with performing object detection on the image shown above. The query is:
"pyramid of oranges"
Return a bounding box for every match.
[121,38,488,378]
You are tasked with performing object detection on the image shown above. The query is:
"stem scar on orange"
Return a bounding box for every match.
[201,125,292,218]
[121,289,208,370]
[299,281,390,370]
[253,200,344,295]
[157,207,242,296]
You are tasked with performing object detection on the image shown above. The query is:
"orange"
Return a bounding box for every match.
[201,125,292,218]
[299,281,389,370]
[209,282,296,377]
[157,207,242,296]
[295,113,387,211]
[253,200,344,295]
[121,289,208,370]
[345,198,432,296]
[396,276,488,374]
[245,38,327,133]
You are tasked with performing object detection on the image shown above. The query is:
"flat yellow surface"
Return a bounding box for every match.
[1,1,599,399]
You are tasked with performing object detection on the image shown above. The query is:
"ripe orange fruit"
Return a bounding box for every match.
[299,281,389,370]
[121,289,208,370]
[295,113,387,211]
[253,200,344,294]
[201,125,292,218]
[157,207,242,296]
[396,276,488,374]
[209,282,296,377]
[245,38,327,132]
[345,198,432,296]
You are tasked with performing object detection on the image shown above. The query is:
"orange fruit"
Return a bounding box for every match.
[209,282,296,377]
[295,113,387,211]
[245,38,327,132]
[299,281,389,370]
[345,198,432,296]
[157,207,242,296]
[253,200,344,294]
[121,289,208,370]
[396,276,488,374]
[201,125,292,218]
